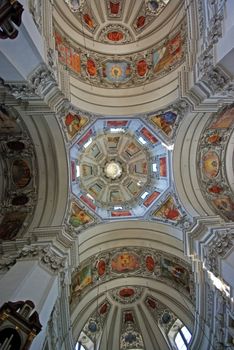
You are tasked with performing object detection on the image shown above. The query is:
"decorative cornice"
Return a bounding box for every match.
[0,244,66,274]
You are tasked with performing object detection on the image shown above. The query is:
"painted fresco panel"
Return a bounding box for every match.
[127,181,140,196]
[161,258,190,290]
[111,211,132,217]
[212,197,234,221]
[143,191,160,207]
[159,157,167,177]
[71,161,76,181]
[110,190,122,202]
[202,151,220,179]
[73,265,92,294]
[0,212,27,240]
[140,127,158,144]
[89,183,102,197]
[77,129,93,146]
[151,111,177,136]
[102,60,132,84]
[125,142,140,157]
[69,202,93,227]
[90,144,100,158]
[55,33,81,74]
[111,252,140,273]
[80,195,96,211]
[107,120,128,127]
[153,197,181,221]
[65,113,88,138]
[0,107,20,134]
[107,136,120,148]
[81,164,93,177]
[153,33,183,74]
[12,159,31,188]
[210,107,234,129]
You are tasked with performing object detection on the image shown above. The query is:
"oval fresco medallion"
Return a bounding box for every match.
[12,159,31,188]
[202,151,220,179]
[107,31,124,42]
[97,259,106,277]
[119,288,135,298]
[145,255,155,272]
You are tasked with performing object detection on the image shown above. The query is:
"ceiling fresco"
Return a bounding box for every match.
[54,25,185,88]
[69,118,171,222]
[70,247,194,307]
[0,105,37,242]
[198,104,234,221]
[71,246,194,349]
[63,0,171,38]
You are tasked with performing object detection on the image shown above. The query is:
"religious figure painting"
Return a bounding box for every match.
[153,197,181,221]
[202,151,220,179]
[81,164,93,177]
[0,212,27,240]
[102,60,132,84]
[0,106,20,134]
[125,142,140,157]
[160,258,190,291]
[153,32,183,74]
[89,183,103,198]
[69,202,93,227]
[151,111,177,136]
[12,159,31,188]
[212,197,234,221]
[140,127,158,144]
[210,106,234,129]
[65,113,88,138]
[107,136,120,149]
[110,190,122,203]
[111,252,140,273]
[72,265,92,295]
[127,181,140,196]
[107,31,124,42]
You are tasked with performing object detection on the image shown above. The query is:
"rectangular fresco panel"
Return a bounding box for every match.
[90,144,100,158]
[107,136,120,149]
[153,32,183,74]
[110,190,122,202]
[89,183,102,197]
[159,157,167,177]
[107,120,128,127]
[140,127,158,144]
[143,191,160,207]
[55,32,81,74]
[80,195,96,211]
[151,111,177,136]
[210,107,234,129]
[161,258,190,290]
[127,181,140,196]
[71,161,76,181]
[73,265,92,294]
[125,142,140,157]
[131,161,147,174]
[81,164,92,177]
[77,129,93,146]
[0,212,27,240]
[111,211,132,217]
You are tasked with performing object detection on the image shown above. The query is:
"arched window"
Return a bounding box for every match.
[75,343,86,350]
[175,326,191,350]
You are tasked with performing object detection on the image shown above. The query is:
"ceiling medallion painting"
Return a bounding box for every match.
[198,104,234,221]
[98,24,134,44]
[64,0,85,12]
[106,0,124,18]
[54,23,185,88]
[110,286,143,304]
[69,118,171,220]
